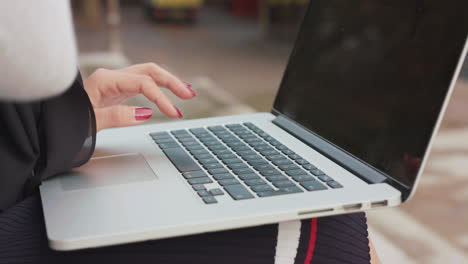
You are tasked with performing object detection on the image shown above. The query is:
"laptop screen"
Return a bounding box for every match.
[274,0,467,187]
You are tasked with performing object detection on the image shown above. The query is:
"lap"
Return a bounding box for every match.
[0,194,370,264]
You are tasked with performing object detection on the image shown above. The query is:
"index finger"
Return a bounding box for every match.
[119,63,196,100]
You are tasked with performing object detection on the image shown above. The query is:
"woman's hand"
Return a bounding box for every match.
[83,63,196,131]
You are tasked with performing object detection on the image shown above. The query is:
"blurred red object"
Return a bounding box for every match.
[232,0,259,17]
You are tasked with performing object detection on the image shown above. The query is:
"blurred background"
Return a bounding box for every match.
[71,1,468,263]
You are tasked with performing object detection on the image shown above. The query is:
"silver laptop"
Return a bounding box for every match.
[40,1,468,251]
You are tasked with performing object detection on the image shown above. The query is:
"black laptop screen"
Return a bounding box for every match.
[274,0,467,187]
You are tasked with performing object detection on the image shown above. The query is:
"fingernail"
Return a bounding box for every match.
[173,105,184,118]
[135,107,153,121]
[183,81,197,97]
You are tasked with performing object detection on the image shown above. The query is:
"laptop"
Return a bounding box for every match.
[40,0,468,251]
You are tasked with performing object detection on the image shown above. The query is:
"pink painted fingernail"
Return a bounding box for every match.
[135,107,153,121]
[173,105,184,118]
[183,81,197,97]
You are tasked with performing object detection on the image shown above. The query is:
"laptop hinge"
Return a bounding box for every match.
[272,114,389,185]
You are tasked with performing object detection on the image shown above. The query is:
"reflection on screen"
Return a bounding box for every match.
[274,0,467,186]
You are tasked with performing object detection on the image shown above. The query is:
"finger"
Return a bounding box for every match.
[120,63,196,100]
[94,106,153,131]
[97,70,183,118]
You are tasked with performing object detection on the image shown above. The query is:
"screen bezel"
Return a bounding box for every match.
[270,3,468,200]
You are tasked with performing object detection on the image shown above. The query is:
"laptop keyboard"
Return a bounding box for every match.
[150,123,342,204]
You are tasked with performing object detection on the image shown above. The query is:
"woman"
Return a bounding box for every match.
[0,1,379,263]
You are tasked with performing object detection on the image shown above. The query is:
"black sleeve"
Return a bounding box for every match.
[0,72,96,211]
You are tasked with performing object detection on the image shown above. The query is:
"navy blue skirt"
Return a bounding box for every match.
[0,193,370,264]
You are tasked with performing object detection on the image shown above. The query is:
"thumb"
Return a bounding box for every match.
[94,105,153,131]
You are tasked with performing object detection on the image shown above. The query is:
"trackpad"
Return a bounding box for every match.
[60,153,157,191]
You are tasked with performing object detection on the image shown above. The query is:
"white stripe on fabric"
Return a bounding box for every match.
[274,220,302,264]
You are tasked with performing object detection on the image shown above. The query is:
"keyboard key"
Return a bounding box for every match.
[154,138,175,144]
[232,168,255,175]
[163,147,201,172]
[237,150,257,156]
[251,184,274,192]
[243,137,261,143]
[231,146,250,151]
[213,131,230,136]
[203,163,224,170]
[310,169,325,176]
[285,169,308,176]
[174,135,193,141]
[292,175,315,182]
[185,145,204,151]
[190,128,208,134]
[226,142,245,147]
[224,184,255,200]
[202,196,218,204]
[273,159,293,166]
[226,124,243,129]
[209,188,224,196]
[221,138,239,143]
[218,179,240,186]
[204,141,221,146]
[279,186,303,194]
[327,181,343,189]
[208,125,225,131]
[198,158,219,165]
[213,173,235,180]
[275,145,288,150]
[150,131,170,138]
[249,141,266,147]
[244,179,267,186]
[255,146,274,152]
[265,175,289,182]
[295,159,310,165]
[242,154,262,161]
[259,169,281,176]
[188,177,213,185]
[269,141,282,147]
[238,173,261,180]
[281,149,295,155]
[278,164,301,171]
[158,142,180,149]
[194,153,214,160]
[190,149,210,155]
[260,150,280,156]
[213,149,232,155]
[253,164,275,171]
[198,136,216,141]
[208,145,227,151]
[208,168,229,174]
[218,154,237,160]
[171,129,189,135]
[197,190,211,197]
[192,184,206,191]
[303,164,317,171]
[182,171,207,179]
[266,155,284,161]
[289,154,301,160]
[181,141,199,146]
[273,180,296,188]
[257,189,292,197]
[227,163,248,170]
[318,175,334,182]
[247,159,268,165]
[300,180,327,191]
[222,158,243,164]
